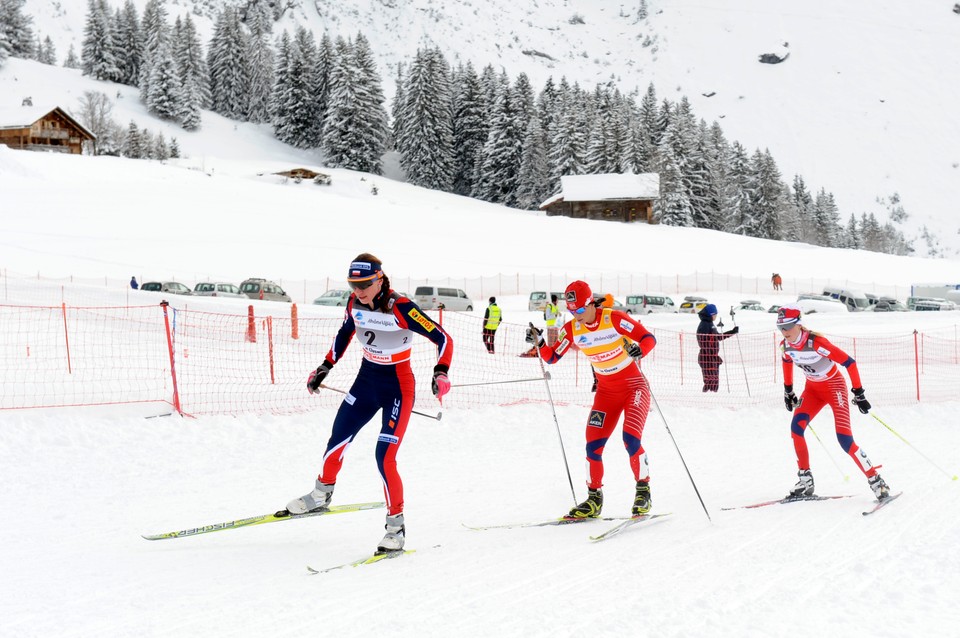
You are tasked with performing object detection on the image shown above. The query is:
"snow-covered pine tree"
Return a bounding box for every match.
[655,142,694,227]
[391,61,407,152]
[273,27,320,148]
[721,141,750,235]
[397,46,455,191]
[114,0,142,86]
[514,114,551,210]
[634,83,659,172]
[37,35,55,64]
[689,119,723,231]
[63,44,80,69]
[451,62,487,196]
[312,33,333,144]
[747,149,786,241]
[813,187,841,247]
[790,175,815,243]
[139,0,170,102]
[145,40,183,121]
[548,79,585,188]
[173,14,205,130]
[245,1,274,124]
[123,120,142,158]
[0,0,35,60]
[81,0,119,81]
[207,5,250,121]
[268,31,293,140]
[322,34,387,173]
[169,136,179,158]
[473,70,524,205]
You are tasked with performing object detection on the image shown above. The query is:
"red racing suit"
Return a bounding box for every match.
[537,308,657,489]
[781,329,879,477]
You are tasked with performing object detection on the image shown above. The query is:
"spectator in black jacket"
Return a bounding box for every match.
[696,303,738,392]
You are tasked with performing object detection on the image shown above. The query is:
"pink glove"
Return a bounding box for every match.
[431,367,450,399]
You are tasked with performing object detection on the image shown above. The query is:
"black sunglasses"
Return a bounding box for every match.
[349,279,376,291]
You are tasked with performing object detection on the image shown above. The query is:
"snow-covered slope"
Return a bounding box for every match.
[18,0,960,254]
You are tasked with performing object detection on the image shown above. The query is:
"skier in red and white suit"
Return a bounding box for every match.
[527,280,657,518]
[777,304,892,500]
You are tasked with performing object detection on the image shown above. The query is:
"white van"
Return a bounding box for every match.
[528,291,565,312]
[414,286,474,311]
[822,287,870,312]
[625,294,677,314]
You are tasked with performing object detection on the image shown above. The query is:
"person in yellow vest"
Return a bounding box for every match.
[526,280,658,518]
[482,297,501,354]
[544,294,560,346]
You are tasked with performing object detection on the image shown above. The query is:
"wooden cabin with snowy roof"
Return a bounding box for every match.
[0,104,96,155]
[539,173,660,223]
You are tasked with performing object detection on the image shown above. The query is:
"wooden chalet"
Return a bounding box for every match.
[274,167,332,184]
[540,173,660,223]
[0,105,96,155]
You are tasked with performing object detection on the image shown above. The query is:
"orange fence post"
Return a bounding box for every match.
[267,316,275,384]
[246,305,256,343]
[291,303,299,340]
[160,301,182,414]
[61,302,72,374]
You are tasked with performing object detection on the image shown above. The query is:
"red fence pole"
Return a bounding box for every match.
[267,316,275,384]
[61,302,72,374]
[161,301,182,414]
[246,305,256,343]
[914,329,920,402]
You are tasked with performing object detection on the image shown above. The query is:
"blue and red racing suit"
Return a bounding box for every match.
[782,329,879,478]
[317,291,453,515]
[537,308,657,489]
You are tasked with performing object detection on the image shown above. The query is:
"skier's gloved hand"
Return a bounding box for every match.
[431,365,450,399]
[307,361,333,394]
[784,385,799,411]
[590,375,598,393]
[851,387,871,414]
[525,326,544,347]
[724,326,739,335]
[625,341,643,360]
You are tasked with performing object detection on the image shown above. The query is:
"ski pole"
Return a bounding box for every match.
[625,338,712,522]
[319,384,442,421]
[451,375,548,388]
[871,412,958,480]
[729,309,751,398]
[806,423,850,481]
[718,318,731,392]
[530,323,578,507]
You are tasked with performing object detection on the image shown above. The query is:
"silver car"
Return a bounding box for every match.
[193,282,245,298]
[313,289,351,306]
[140,281,192,295]
[240,278,292,302]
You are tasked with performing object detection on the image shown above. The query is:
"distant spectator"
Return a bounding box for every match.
[544,294,560,346]
[483,297,501,354]
[696,303,738,392]
[130,276,139,290]
[771,273,783,291]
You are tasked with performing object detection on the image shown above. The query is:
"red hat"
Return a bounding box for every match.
[564,280,593,313]
[777,304,802,327]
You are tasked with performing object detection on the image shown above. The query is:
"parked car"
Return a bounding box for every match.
[193,282,244,298]
[624,294,677,314]
[679,295,709,314]
[733,299,765,312]
[240,278,291,302]
[528,291,565,312]
[867,297,908,312]
[414,286,474,311]
[822,287,871,312]
[313,289,351,306]
[768,304,782,314]
[908,296,957,311]
[140,281,192,295]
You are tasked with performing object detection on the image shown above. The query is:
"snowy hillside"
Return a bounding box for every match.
[17,0,960,254]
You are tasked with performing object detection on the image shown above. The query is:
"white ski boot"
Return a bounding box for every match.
[868,474,890,500]
[286,480,333,514]
[788,469,814,498]
[376,513,405,554]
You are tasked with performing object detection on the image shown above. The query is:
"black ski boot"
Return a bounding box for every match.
[567,488,603,519]
[632,480,652,516]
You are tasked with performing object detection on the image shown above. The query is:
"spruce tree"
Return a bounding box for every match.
[451,62,486,196]
[548,81,585,188]
[139,0,170,101]
[63,44,80,69]
[245,1,275,124]
[37,35,56,64]
[207,5,251,120]
[0,0,34,59]
[123,120,142,158]
[173,14,205,130]
[473,71,524,205]
[145,40,183,121]
[81,0,119,81]
[114,0,142,85]
[515,114,551,210]
[397,46,455,190]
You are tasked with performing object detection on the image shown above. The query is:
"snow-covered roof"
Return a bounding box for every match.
[540,173,660,208]
[0,104,95,139]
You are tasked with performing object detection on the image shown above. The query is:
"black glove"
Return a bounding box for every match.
[591,374,598,393]
[784,385,799,411]
[851,387,871,414]
[432,365,450,399]
[724,326,739,335]
[625,341,643,360]
[525,326,544,347]
[307,361,333,394]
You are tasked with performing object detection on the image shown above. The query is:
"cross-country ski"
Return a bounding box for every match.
[862,492,903,516]
[589,513,673,542]
[720,495,854,512]
[307,549,415,575]
[463,516,630,531]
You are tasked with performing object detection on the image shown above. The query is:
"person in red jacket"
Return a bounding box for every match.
[778,304,891,501]
[526,280,657,518]
[287,253,453,554]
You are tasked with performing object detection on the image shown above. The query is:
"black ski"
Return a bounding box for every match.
[720,494,853,511]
